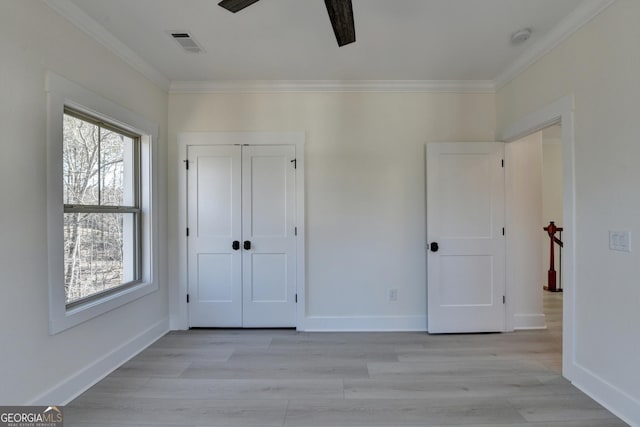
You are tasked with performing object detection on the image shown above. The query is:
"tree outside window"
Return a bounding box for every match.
[63,110,141,306]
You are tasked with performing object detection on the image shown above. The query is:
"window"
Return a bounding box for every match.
[47,72,158,334]
[63,109,141,306]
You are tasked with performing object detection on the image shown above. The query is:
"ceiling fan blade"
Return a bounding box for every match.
[218,0,261,13]
[324,0,356,47]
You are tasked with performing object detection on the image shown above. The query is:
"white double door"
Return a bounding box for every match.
[427,142,506,333]
[187,144,297,328]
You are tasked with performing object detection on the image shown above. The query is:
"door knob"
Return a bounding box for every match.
[430,242,439,252]
[232,240,240,250]
[244,240,252,250]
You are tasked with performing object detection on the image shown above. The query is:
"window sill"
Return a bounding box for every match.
[49,281,158,335]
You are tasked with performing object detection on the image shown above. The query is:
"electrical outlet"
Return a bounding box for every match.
[609,230,632,252]
[388,289,398,302]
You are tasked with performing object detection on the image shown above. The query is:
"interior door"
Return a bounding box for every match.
[187,145,242,327]
[242,145,297,327]
[426,142,505,333]
[187,144,297,328]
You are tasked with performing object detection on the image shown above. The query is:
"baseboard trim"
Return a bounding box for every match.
[513,313,547,330]
[27,318,169,405]
[303,315,426,332]
[571,362,640,427]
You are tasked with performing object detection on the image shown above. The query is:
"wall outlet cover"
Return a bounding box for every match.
[609,230,631,252]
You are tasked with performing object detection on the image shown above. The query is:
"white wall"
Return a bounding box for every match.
[506,132,544,330]
[542,142,563,226]
[497,0,640,423]
[0,0,168,404]
[168,92,496,330]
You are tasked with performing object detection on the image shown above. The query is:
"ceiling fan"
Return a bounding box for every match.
[218,0,356,47]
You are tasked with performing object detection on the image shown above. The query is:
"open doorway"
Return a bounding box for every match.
[542,124,564,294]
[500,95,577,381]
[506,123,564,373]
[541,124,564,347]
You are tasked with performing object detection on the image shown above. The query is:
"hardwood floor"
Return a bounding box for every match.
[65,293,627,426]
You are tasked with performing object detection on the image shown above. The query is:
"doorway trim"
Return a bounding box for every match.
[501,95,575,380]
[175,132,306,330]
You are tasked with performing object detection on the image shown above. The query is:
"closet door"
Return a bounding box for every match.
[187,144,297,328]
[241,145,297,327]
[187,145,242,327]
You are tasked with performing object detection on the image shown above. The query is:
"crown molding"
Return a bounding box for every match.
[44,0,170,91]
[169,80,496,94]
[494,0,617,90]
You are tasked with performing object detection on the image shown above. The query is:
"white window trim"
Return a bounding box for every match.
[46,72,159,334]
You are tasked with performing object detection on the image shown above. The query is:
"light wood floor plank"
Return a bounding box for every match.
[65,424,191,427]
[119,378,344,400]
[445,421,628,427]
[284,398,525,426]
[180,360,369,379]
[367,359,553,379]
[66,397,288,426]
[230,346,398,362]
[109,360,192,378]
[344,375,578,400]
[509,394,618,422]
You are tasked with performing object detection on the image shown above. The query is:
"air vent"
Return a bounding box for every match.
[169,31,205,53]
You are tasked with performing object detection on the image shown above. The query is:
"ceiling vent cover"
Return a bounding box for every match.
[169,31,205,53]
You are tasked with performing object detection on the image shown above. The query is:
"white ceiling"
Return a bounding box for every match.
[59,0,597,85]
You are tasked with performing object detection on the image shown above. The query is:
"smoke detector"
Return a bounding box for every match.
[168,31,205,53]
[511,28,532,44]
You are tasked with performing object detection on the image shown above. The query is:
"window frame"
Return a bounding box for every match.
[47,72,158,334]
[62,107,143,308]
